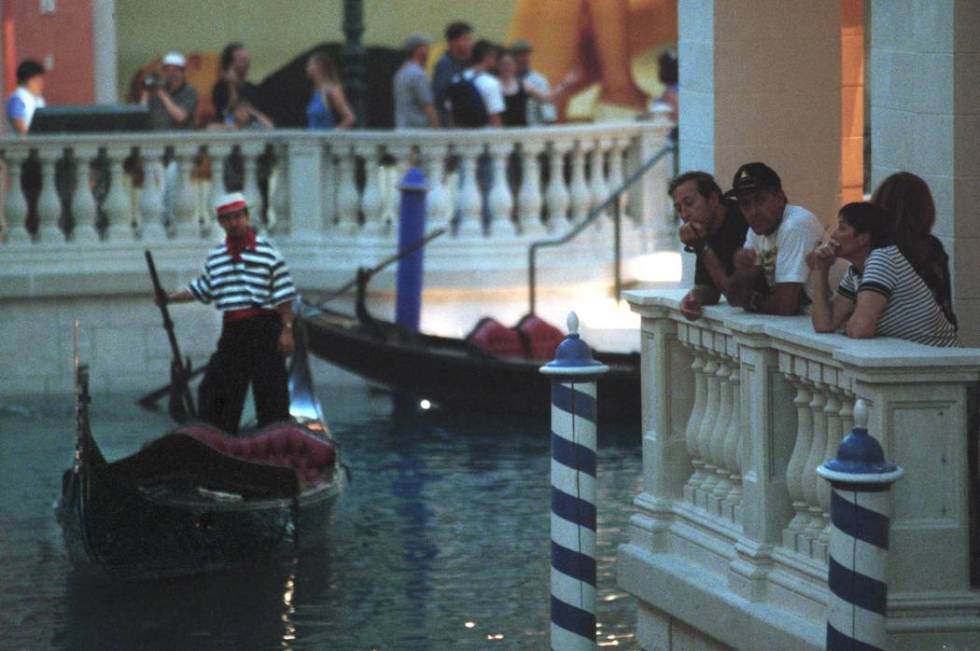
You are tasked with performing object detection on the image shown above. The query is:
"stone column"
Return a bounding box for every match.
[870,0,980,344]
[678,0,844,273]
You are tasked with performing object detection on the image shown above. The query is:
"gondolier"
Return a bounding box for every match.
[158,192,297,434]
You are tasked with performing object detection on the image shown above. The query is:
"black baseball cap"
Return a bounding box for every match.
[724,162,782,198]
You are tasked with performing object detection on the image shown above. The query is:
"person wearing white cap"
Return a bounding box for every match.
[157,192,298,434]
[140,51,198,130]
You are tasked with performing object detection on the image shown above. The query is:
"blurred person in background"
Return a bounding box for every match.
[305,50,355,130]
[6,59,46,134]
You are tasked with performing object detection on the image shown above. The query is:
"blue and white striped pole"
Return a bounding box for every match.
[817,399,903,651]
[540,311,608,650]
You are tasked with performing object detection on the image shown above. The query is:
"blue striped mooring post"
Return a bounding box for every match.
[540,311,608,650]
[816,399,903,651]
[395,167,427,332]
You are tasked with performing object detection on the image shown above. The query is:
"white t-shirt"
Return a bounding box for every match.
[524,70,556,124]
[744,203,824,287]
[6,86,45,132]
[470,70,505,117]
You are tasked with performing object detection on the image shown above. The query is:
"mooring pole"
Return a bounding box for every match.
[540,312,608,650]
[395,168,428,332]
[817,399,903,651]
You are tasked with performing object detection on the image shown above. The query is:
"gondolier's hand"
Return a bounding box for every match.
[278,323,295,357]
[156,289,193,306]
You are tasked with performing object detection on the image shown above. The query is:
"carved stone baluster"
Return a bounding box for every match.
[358,144,386,236]
[588,137,610,225]
[516,140,545,237]
[425,145,451,229]
[336,146,361,234]
[3,150,32,244]
[545,141,570,233]
[240,142,264,229]
[321,144,337,231]
[102,146,133,241]
[36,148,65,243]
[801,383,829,552]
[205,144,231,237]
[815,389,844,560]
[696,355,721,508]
[487,142,514,237]
[456,143,484,238]
[722,361,743,521]
[683,345,708,504]
[708,360,734,515]
[269,142,289,233]
[70,146,99,243]
[172,144,199,239]
[606,137,626,212]
[139,146,167,240]
[390,144,416,237]
[783,376,814,551]
[569,140,591,223]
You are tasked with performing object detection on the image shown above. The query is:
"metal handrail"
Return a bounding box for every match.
[527,142,677,314]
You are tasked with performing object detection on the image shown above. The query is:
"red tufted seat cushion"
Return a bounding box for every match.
[177,423,337,484]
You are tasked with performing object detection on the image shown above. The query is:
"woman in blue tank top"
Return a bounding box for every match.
[306,51,355,130]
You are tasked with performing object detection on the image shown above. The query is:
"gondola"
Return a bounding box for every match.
[299,281,641,424]
[57,318,347,580]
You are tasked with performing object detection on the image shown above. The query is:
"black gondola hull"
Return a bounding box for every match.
[302,309,641,424]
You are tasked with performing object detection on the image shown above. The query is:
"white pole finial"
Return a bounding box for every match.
[854,399,869,429]
[567,311,579,335]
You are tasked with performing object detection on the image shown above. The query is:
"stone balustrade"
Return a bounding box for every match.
[0,120,673,250]
[0,121,677,397]
[619,289,980,651]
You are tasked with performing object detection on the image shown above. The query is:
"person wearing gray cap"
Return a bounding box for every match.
[393,33,438,128]
[140,51,198,130]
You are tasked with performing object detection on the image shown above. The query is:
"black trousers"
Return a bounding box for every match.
[198,313,290,434]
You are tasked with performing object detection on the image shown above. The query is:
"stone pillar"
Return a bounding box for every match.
[678,1,844,285]
[92,0,118,104]
[870,0,980,344]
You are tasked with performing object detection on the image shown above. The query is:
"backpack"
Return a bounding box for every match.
[447,71,489,127]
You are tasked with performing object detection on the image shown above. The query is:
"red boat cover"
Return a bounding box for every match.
[466,317,527,359]
[515,314,564,361]
[177,423,336,484]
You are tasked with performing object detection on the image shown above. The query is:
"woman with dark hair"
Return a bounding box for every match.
[871,172,956,326]
[808,201,958,347]
[496,49,577,127]
[305,51,355,130]
[211,42,272,126]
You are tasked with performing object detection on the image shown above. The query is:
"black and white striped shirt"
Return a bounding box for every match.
[188,236,296,312]
[837,245,958,347]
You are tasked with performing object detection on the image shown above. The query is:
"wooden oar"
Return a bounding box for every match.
[145,250,196,421]
[137,227,446,410]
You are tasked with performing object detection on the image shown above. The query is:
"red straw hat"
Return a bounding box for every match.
[215,192,248,217]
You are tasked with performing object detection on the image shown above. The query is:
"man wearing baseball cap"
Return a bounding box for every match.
[157,192,297,434]
[510,39,557,125]
[393,33,438,128]
[141,51,198,130]
[725,162,824,315]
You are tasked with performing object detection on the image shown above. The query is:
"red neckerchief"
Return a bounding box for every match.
[226,228,256,261]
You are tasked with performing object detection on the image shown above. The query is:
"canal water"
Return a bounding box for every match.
[0,383,642,650]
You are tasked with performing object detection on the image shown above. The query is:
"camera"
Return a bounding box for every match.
[143,74,162,90]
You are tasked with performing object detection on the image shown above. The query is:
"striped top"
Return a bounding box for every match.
[837,245,958,347]
[188,235,296,312]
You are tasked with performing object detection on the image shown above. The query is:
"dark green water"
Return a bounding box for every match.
[0,384,641,650]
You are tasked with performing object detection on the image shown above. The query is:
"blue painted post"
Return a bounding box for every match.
[395,168,428,332]
[817,399,903,651]
[540,311,608,650]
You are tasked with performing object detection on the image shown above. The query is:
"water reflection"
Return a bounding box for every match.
[0,385,642,649]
